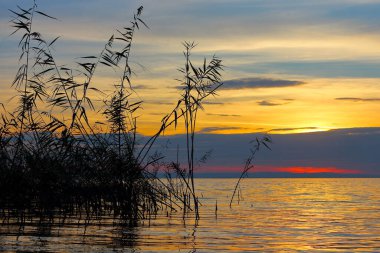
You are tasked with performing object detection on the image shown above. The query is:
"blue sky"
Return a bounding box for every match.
[2,0,380,80]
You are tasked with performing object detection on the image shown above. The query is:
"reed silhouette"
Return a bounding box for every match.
[229,136,272,207]
[0,1,223,223]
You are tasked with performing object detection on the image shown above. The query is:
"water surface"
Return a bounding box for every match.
[1,178,380,252]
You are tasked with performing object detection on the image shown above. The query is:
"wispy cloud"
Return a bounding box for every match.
[269,127,320,132]
[203,101,225,105]
[145,101,173,105]
[335,97,380,102]
[221,77,305,90]
[257,98,294,106]
[149,112,165,116]
[199,126,244,134]
[132,84,156,90]
[257,100,283,106]
[207,113,241,117]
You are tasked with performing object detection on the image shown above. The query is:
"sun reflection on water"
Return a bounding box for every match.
[1,178,380,252]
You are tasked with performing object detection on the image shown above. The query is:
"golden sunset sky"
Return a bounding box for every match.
[1,0,380,136]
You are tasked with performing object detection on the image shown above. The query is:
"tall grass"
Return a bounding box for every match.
[0,1,223,222]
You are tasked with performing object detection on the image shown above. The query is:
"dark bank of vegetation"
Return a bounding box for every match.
[0,1,270,224]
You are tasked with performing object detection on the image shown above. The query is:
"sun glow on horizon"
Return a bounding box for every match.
[205,166,362,175]
[271,166,362,174]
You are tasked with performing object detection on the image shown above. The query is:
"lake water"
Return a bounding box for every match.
[1,178,380,252]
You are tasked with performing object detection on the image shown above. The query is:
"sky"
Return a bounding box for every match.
[151,128,380,177]
[1,0,380,176]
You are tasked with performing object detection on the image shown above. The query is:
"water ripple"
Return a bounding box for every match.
[1,178,380,252]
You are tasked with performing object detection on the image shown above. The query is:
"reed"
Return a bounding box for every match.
[0,1,223,223]
[229,136,272,207]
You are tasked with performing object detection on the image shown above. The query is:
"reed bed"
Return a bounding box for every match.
[0,1,224,223]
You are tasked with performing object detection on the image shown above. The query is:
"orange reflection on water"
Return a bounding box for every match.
[1,178,380,252]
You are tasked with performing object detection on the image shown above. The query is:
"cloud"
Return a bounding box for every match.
[149,112,165,116]
[147,127,380,176]
[207,113,241,117]
[139,127,380,177]
[269,127,320,132]
[203,101,225,105]
[250,61,380,78]
[335,97,380,102]
[221,77,305,90]
[198,126,244,134]
[132,84,156,90]
[145,101,173,105]
[328,127,380,136]
[257,100,283,106]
